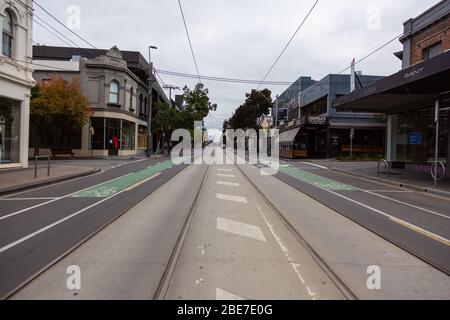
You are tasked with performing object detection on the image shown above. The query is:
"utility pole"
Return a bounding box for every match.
[163,85,180,108]
[147,46,157,157]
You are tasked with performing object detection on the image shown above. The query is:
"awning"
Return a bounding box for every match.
[329,121,386,129]
[333,50,450,113]
[279,127,300,144]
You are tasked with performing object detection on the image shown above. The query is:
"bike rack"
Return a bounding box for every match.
[35,155,51,179]
[378,159,390,177]
[431,161,446,181]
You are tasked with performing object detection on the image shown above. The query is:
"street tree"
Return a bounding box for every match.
[228,89,273,130]
[30,76,91,154]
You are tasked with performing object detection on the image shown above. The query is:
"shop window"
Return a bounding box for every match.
[2,10,13,58]
[0,97,20,164]
[121,120,135,150]
[138,125,147,150]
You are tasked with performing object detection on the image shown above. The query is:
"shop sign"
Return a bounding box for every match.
[307,116,327,125]
[409,132,422,145]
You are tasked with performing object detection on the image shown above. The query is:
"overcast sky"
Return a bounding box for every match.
[33,0,441,129]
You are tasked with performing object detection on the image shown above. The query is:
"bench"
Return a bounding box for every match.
[51,148,75,159]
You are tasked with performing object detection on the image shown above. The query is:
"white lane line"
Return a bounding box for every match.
[217,217,266,242]
[0,197,60,201]
[216,193,248,204]
[217,168,233,172]
[364,190,449,220]
[217,181,240,187]
[0,173,134,222]
[321,188,450,246]
[366,190,413,193]
[257,206,317,299]
[0,185,132,255]
[109,158,148,170]
[217,174,235,178]
[298,162,329,170]
[216,288,245,300]
[124,173,162,192]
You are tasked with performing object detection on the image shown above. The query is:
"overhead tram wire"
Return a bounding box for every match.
[256,0,320,90]
[33,14,81,48]
[33,19,75,48]
[34,0,97,49]
[177,0,201,84]
[156,69,292,86]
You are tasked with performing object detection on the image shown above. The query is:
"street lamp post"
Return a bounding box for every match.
[147,45,158,157]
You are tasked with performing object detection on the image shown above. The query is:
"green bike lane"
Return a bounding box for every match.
[270,162,450,274]
[0,159,187,298]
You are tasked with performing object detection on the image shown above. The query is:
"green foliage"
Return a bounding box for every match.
[182,83,217,122]
[228,89,272,130]
[30,76,91,149]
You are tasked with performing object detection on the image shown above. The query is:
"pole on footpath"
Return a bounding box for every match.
[350,128,354,160]
[434,99,440,188]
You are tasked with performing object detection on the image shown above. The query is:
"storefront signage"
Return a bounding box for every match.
[403,67,424,79]
[307,116,327,125]
[409,132,422,145]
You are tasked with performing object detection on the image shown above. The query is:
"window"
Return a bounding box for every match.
[144,97,148,116]
[139,94,144,115]
[2,10,13,58]
[422,42,442,61]
[109,81,119,104]
[130,87,134,111]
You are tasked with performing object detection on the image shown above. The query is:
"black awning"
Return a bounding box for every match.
[333,51,450,113]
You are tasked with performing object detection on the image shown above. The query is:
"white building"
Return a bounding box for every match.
[0,0,34,169]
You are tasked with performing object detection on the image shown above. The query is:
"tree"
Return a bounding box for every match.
[182,83,217,127]
[228,89,272,130]
[152,101,179,152]
[30,76,91,153]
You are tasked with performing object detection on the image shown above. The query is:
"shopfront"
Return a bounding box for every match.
[90,117,136,156]
[334,50,450,179]
[0,97,21,165]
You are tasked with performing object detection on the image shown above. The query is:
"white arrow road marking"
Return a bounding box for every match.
[217,169,233,172]
[216,194,248,204]
[216,288,245,300]
[217,181,240,187]
[217,174,236,178]
[217,217,266,242]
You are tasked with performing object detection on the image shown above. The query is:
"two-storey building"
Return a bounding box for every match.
[32,45,169,157]
[0,0,34,169]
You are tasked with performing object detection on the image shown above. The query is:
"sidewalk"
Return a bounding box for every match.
[312,161,450,197]
[0,164,100,196]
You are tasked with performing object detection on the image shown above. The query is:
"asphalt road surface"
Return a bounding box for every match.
[274,160,450,274]
[0,157,187,298]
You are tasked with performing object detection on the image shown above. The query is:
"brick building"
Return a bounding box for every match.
[334,0,450,180]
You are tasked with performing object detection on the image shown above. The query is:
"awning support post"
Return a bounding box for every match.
[434,99,440,188]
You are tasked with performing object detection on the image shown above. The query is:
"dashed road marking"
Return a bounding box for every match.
[217,174,236,178]
[217,217,266,242]
[216,193,248,204]
[216,288,245,300]
[217,181,240,187]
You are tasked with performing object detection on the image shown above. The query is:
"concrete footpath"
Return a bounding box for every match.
[11,164,207,300]
[239,163,450,300]
[0,164,100,196]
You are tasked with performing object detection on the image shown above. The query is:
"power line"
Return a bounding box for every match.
[177,0,201,84]
[33,19,74,48]
[157,69,293,86]
[34,14,80,48]
[33,0,97,49]
[257,0,319,90]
